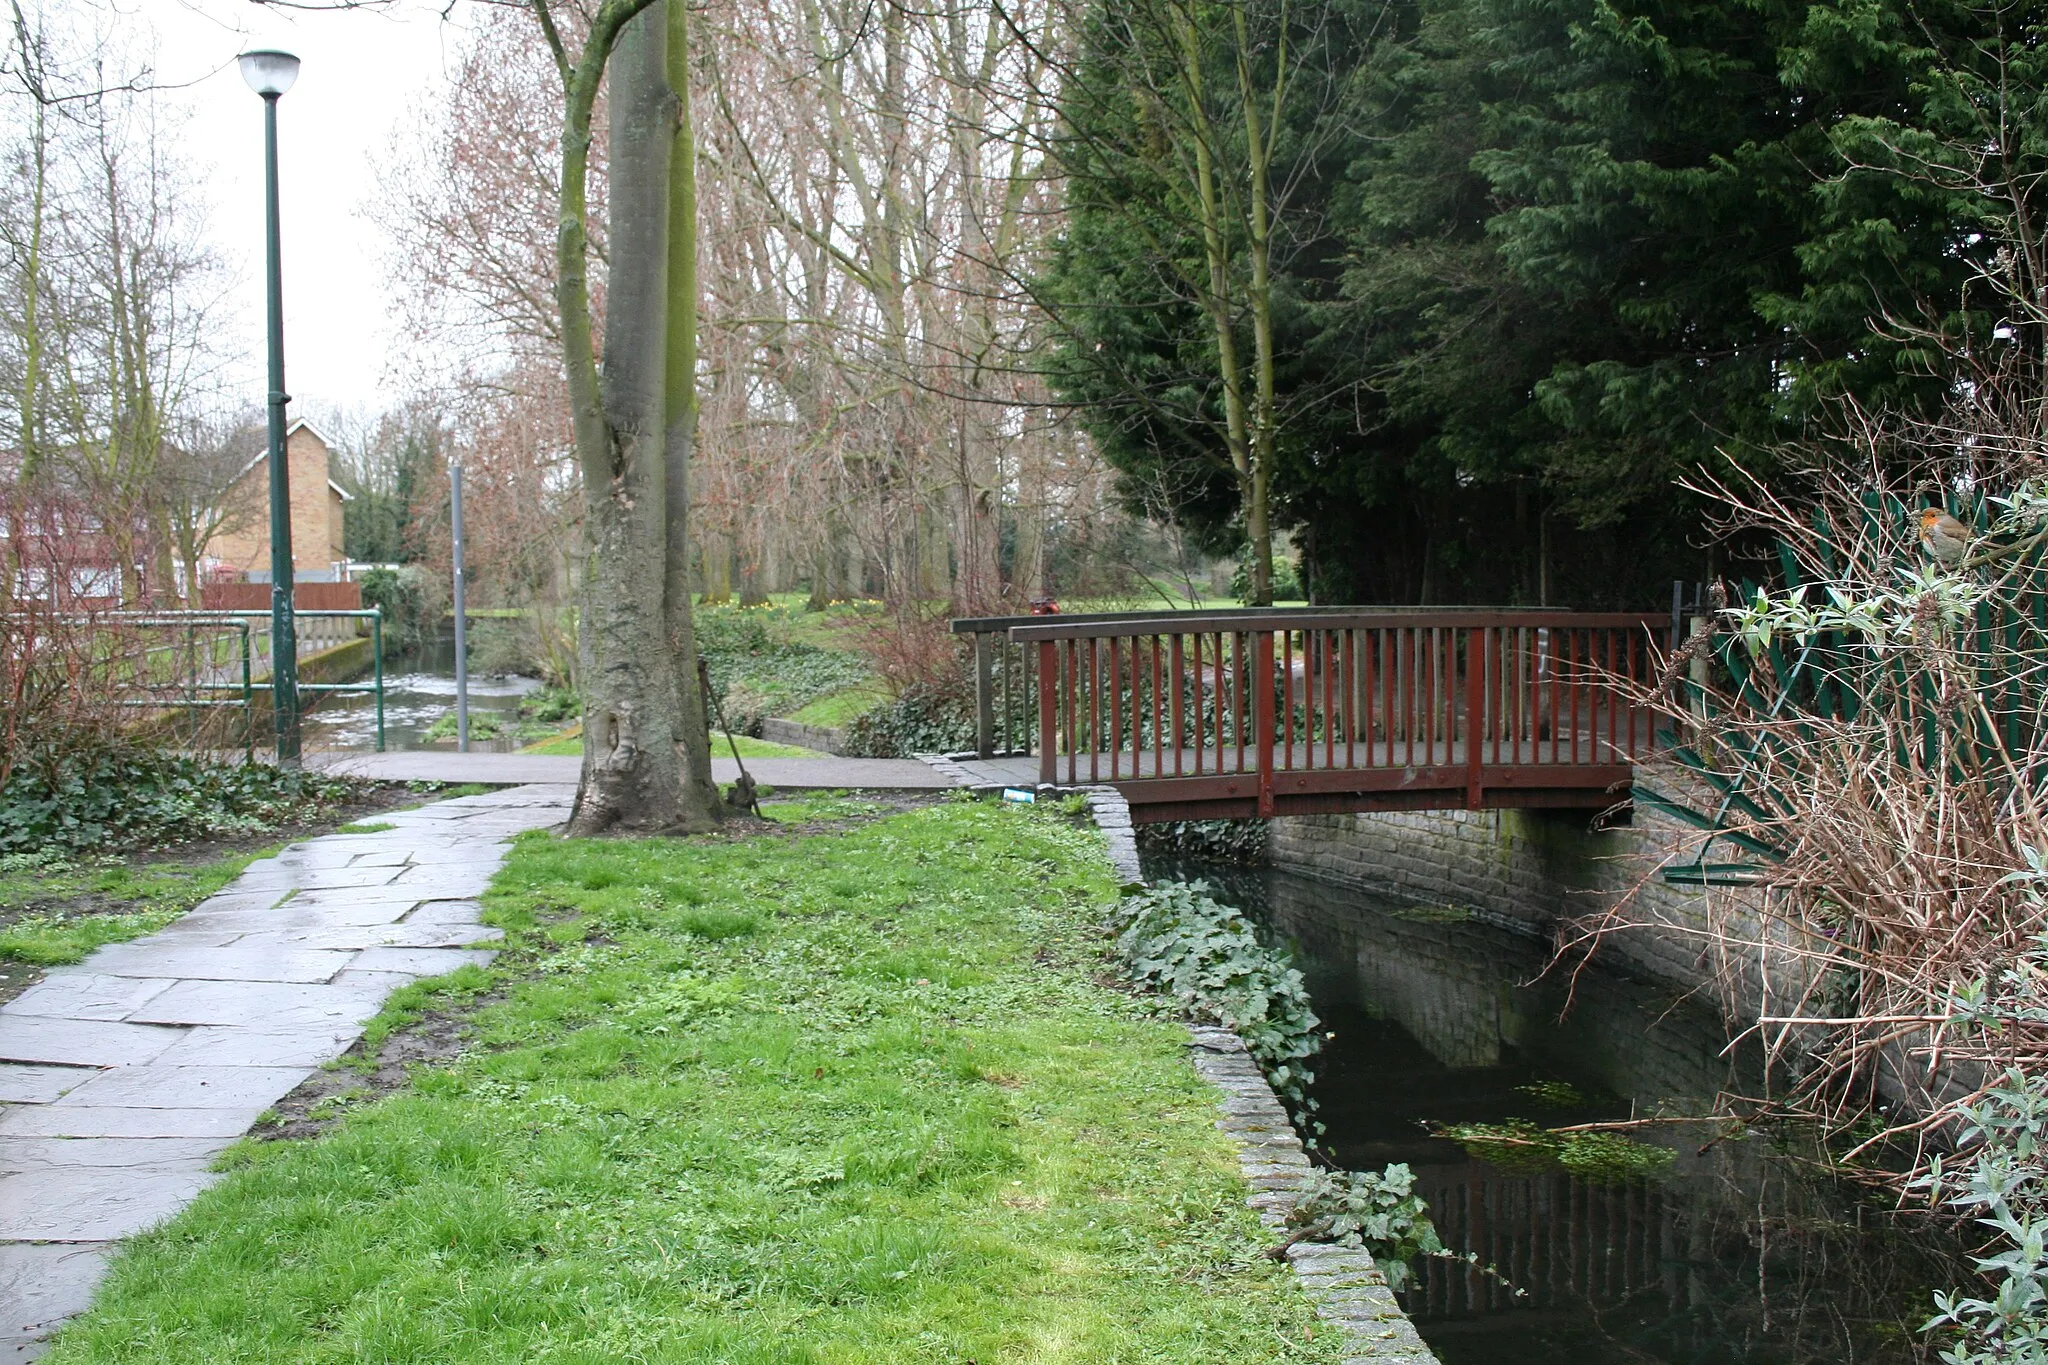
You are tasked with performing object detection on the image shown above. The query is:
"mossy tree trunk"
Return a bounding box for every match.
[537,0,720,834]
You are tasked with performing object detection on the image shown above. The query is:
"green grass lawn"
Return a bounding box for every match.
[48,797,1338,1364]
[788,682,887,729]
[0,845,274,969]
[523,725,824,759]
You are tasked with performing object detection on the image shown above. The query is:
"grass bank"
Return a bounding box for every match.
[521,723,821,759]
[48,795,1339,1364]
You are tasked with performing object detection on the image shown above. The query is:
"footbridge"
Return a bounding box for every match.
[953,608,1669,823]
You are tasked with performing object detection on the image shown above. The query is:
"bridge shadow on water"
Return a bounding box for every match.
[1144,857,1962,1365]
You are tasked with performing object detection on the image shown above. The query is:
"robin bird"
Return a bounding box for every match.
[1919,506,1972,567]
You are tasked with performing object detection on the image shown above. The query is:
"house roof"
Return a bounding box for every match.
[232,419,354,500]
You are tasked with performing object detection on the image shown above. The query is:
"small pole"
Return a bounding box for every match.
[975,631,995,759]
[450,463,468,752]
[260,90,300,769]
[372,610,385,752]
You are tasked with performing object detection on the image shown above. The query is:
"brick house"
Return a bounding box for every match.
[204,419,352,583]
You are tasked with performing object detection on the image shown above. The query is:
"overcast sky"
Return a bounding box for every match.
[122,0,473,424]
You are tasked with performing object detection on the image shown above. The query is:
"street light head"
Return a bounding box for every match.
[237,49,300,98]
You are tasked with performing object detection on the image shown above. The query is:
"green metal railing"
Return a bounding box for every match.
[68,608,386,757]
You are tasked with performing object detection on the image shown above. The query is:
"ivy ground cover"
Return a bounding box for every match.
[47,795,1340,1364]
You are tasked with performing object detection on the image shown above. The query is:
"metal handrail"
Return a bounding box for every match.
[14,607,387,752]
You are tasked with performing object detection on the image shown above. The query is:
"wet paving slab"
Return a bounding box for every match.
[0,783,573,1359]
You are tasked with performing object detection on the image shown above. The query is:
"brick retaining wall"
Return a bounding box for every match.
[1267,807,1809,1025]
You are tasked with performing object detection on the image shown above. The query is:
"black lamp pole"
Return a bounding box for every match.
[240,49,302,766]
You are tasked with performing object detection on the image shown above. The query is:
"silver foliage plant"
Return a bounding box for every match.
[1923,927,2048,1365]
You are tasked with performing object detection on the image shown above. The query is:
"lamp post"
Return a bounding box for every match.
[239,48,302,766]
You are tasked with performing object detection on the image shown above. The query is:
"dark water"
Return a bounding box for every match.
[1144,856,1959,1365]
[300,633,541,752]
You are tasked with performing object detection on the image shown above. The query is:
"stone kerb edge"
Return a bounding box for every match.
[1081,785,1441,1365]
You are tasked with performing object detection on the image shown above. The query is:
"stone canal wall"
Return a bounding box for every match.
[1267,805,1806,1024]
[1086,787,1440,1364]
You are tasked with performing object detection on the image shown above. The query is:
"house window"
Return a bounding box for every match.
[70,567,119,599]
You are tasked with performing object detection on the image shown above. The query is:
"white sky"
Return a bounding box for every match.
[123,0,474,421]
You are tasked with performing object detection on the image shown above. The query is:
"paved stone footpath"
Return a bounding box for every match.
[0,784,575,1360]
[312,752,957,790]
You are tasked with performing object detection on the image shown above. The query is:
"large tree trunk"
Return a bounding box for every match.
[663,0,724,821]
[566,3,699,835]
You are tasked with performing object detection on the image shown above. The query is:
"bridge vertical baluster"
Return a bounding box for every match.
[1578,627,1592,763]
[1204,634,1220,773]
[1411,629,1422,765]
[1498,626,1512,760]
[1170,635,1184,777]
[1465,627,1483,807]
[1629,630,1644,757]
[1192,634,1205,776]
[1231,629,1242,771]
[1370,628,1384,766]
[1109,638,1122,781]
[1570,627,1584,764]
[1343,629,1357,769]
[1396,627,1409,768]
[1484,624,1498,767]
[1546,624,1559,765]
[1147,633,1160,777]
[1434,624,1446,765]
[1281,628,1296,770]
[1086,638,1099,783]
[1324,628,1337,768]
[1132,636,1143,776]
[1427,626,1441,765]
[1037,640,1057,786]
[1255,630,1277,815]
[1423,626,1436,764]
[1606,629,1619,758]
[1513,625,1526,759]
[1418,627,1431,764]
[1440,625,1454,765]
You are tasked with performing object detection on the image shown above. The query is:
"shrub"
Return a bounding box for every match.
[0,751,364,854]
[357,567,427,653]
[1283,1166,1441,1293]
[422,709,505,743]
[1135,819,1269,864]
[1111,879,1322,1129]
[696,608,872,735]
[840,682,977,757]
[520,685,580,725]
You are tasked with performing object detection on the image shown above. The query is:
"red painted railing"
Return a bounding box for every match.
[1007,611,1666,820]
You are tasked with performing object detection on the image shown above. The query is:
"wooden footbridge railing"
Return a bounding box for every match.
[954,609,1668,822]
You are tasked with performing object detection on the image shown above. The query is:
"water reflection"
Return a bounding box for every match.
[1148,858,1958,1365]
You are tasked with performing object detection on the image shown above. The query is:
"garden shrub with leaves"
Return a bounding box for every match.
[1283,1166,1440,1292]
[1136,819,1270,865]
[1919,932,2048,1365]
[1112,879,1322,1129]
[1284,1166,1521,1298]
[421,710,506,744]
[518,685,580,725]
[696,610,873,735]
[841,681,978,757]
[357,567,427,653]
[0,751,363,853]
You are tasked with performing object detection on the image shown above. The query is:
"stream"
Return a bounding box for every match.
[1144,856,1961,1365]
[300,632,542,752]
